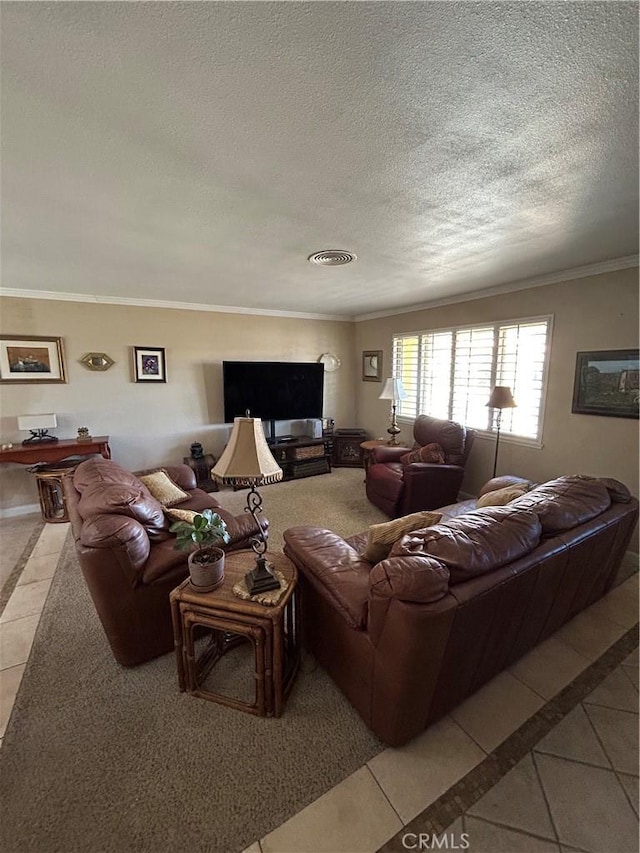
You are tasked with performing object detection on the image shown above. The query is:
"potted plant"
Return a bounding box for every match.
[170,509,231,591]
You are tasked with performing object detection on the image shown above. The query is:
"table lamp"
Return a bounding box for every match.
[18,414,58,445]
[378,378,408,445]
[212,416,283,594]
[486,386,517,477]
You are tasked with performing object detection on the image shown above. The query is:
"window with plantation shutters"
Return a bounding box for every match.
[392,316,551,442]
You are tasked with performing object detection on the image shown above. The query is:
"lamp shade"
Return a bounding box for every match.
[17,414,57,431]
[486,386,517,409]
[378,378,408,402]
[212,417,283,485]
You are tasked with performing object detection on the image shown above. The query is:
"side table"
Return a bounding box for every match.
[170,550,300,717]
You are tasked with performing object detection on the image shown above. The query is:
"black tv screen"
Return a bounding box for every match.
[223,361,324,423]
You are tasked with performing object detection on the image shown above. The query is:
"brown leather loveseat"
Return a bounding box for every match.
[283,474,638,746]
[64,457,267,666]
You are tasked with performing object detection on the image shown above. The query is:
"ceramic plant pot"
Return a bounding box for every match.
[188,546,225,592]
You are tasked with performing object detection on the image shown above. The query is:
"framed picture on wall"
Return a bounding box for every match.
[362,350,382,382]
[572,349,639,419]
[133,346,167,383]
[0,335,67,383]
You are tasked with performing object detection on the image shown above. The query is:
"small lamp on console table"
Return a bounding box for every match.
[212,416,284,595]
[18,414,58,445]
[378,378,408,445]
[486,386,517,478]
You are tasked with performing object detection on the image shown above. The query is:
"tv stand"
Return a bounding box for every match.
[269,436,331,481]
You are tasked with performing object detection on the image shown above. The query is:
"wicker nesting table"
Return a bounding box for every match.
[169,550,300,717]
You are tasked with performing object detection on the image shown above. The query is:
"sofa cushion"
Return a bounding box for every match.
[370,554,450,603]
[74,457,146,493]
[390,506,542,583]
[77,483,169,540]
[165,507,198,524]
[138,469,190,507]
[400,443,445,465]
[476,484,529,508]
[413,415,466,464]
[508,475,611,535]
[478,475,533,497]
[363,510,443,563]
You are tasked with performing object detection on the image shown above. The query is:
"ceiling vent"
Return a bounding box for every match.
[308,250,357,266]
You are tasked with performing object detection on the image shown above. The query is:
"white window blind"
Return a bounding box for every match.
[393,316,551,441]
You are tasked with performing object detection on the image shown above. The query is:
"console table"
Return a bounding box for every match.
[0,436,111,466]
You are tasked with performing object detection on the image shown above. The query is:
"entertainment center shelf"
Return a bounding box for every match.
[269,436,331,481]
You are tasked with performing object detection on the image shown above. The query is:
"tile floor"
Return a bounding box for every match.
[0,517,637,853]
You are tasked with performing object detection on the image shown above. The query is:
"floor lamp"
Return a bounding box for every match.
[486,386,516,478]
[378,378,408,445]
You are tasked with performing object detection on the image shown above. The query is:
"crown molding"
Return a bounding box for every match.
[0,289,353,323]
[2,254,637,323]
[354,255,640,322]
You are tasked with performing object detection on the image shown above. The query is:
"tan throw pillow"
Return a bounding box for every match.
[476,485,529,508]
[138,469,190,507]
[165,507,198,524]
[399,443,446,465]
[363,510,443,564]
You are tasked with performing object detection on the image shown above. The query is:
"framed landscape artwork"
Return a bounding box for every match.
[0,335,66,384]
[133,346,167,383]
[572,349,639,419]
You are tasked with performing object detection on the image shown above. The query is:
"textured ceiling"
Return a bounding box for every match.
[1,2,638,319]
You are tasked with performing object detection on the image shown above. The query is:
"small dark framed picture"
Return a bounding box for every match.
[362,350,383,382]
[572,349,639,419]
[133,346,167,383]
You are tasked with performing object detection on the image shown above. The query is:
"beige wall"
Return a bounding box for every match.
[355,267,640,520]
[2,267,638,551]
[0,297,355,512]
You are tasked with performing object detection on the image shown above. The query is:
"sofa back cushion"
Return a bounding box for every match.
[413,415,466,465]
[77,484,170,540]
[73,458,169,539]
[508,475,611,535]
[390,506,542,583]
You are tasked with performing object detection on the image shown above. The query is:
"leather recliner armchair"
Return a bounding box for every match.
[63,457,268,666]
[365,414,476,517]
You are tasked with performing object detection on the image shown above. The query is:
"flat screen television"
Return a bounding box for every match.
[222,361,324,425]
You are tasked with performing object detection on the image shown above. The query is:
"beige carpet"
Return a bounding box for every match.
[216,465,389,551]
[0,469,387,853]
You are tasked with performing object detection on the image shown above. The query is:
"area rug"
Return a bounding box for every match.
[0,469,387,853]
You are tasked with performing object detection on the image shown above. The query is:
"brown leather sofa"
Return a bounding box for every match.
[283,474,638,746]
[64,457,268,666]
[365,414,476,517]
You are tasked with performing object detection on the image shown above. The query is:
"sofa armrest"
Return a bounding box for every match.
[161,464,198,491]
[79,513,150,579]
[370,445,409,464]
[283,526,372,629]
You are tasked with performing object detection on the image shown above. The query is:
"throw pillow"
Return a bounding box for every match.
[138,469,190,507]
[165,507,198,524]
[476,485,529,508]
[363,510,443,564]
[399,443,446,465]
